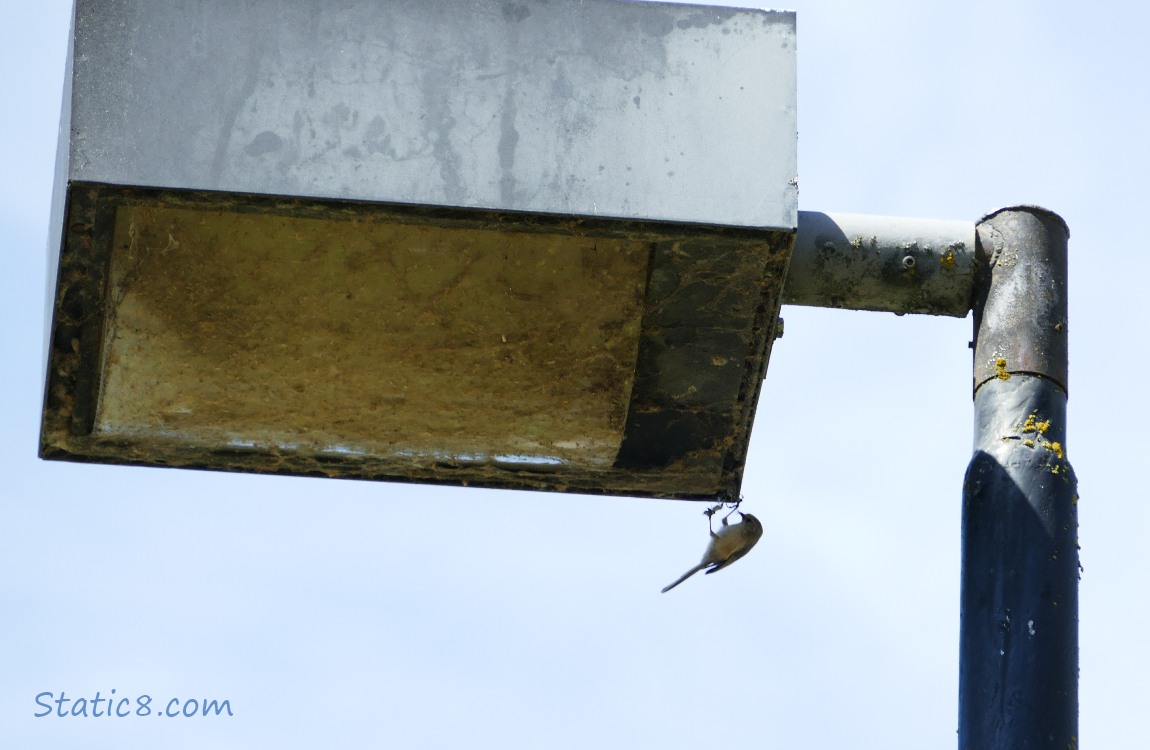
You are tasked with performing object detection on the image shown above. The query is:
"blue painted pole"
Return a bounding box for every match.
[959,207,1078,748]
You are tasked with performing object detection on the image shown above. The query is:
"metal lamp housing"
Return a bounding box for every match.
[41,0,798,499]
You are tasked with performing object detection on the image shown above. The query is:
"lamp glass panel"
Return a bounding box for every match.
[94,200,649,469]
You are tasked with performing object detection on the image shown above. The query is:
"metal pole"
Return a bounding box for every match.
[786,210,976,317]
[960,206,1078,748]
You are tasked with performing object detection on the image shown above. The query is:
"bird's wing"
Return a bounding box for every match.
[702,547,753,575]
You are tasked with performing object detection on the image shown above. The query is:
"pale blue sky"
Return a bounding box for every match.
[2,1,1146,747]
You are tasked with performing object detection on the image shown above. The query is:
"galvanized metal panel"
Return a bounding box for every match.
[65,0,797,229]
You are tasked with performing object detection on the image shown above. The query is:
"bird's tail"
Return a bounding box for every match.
[661,564,706,593]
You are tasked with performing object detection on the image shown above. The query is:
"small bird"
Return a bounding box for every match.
[661,507,763,593]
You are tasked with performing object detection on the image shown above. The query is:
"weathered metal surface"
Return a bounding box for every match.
[960,376,1079,749]
[41,0,799,499]
[960,206,1077,748]
[972,207,1070,393]
[784,211,976,316]
[63,0,797,229]
[41,184,792,499]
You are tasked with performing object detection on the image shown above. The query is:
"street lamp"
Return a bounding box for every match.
[41,0,797,499]
[39,2,1078,747]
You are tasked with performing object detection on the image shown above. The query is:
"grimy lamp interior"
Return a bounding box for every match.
[41,0,798,499]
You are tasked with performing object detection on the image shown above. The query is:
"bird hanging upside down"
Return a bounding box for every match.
[661,503,763,593]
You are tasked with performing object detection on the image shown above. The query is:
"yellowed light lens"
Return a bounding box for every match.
[95,202,649,469]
